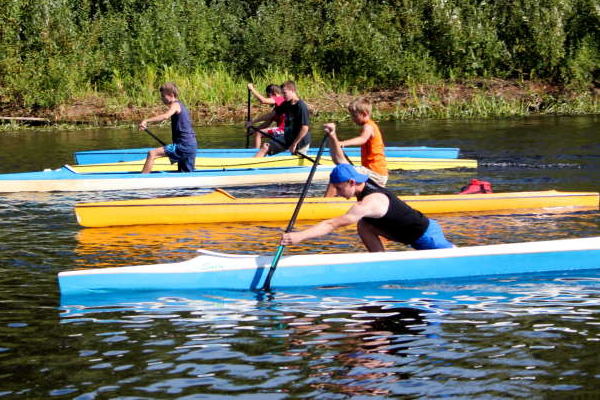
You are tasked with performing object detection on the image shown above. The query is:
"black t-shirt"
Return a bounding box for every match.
[357,182,429,245]
[275,99,311,149]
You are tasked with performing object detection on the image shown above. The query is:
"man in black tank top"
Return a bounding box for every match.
[281,162,453,252]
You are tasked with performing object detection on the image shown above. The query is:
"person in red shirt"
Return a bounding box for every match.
[244,83,286,149]
[253,81,311,157]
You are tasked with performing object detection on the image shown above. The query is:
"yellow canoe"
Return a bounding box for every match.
[70,155,477,173]
[75,189,599,227]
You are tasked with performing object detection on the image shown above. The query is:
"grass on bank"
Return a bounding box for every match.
[1,67,598,130]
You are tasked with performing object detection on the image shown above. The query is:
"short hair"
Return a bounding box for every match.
[159,82,179,98]
[347,97,372,117]
[265,84,282,96]
[282,80,296,92]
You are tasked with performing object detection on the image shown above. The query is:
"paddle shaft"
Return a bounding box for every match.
[245,89,251,148]
[144,128,167,147]
[342,149,354,165]
[261,134,329,291]
[247,126,317,164]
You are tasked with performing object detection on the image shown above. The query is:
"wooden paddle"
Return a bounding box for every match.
[261,134,329,291]
[143,128,167,147]
[245,88,251,148]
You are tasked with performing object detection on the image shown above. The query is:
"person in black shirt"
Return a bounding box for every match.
[281,132,453,252]
[254,81,311,157]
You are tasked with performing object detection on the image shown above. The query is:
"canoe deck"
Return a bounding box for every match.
[0,165,334,193]
[74,189,600,227]
[58,236,600,295]
[70,155,477,173]
[73,146,461,164]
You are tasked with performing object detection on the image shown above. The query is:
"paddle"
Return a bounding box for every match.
[143,128,167,147]
[261,134,329,292]
[246,125,318,164]
[245,88,251,148]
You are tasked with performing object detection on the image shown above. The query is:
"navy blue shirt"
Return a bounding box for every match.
[171,101,197,154]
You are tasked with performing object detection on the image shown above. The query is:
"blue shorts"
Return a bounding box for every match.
[411,219,453,250]
[164,144,195,172]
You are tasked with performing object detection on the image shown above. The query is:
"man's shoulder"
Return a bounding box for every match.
[295,100,310,119]
[359,184,387,201]
[362,190,388,201]
[281,99,309,113]
[296,99,309,109]
[355,191,389,217]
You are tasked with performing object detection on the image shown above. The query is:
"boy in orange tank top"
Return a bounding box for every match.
[324,97,388,196]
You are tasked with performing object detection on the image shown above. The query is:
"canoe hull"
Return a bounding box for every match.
[75,190,600,227]
[73,146,461,164]
[58,237,600,295]
[0,166,333,193]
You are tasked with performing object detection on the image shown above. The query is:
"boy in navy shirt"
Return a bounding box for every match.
[138,82,197,173]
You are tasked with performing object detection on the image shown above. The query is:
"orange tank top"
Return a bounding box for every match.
[361,119,387,176]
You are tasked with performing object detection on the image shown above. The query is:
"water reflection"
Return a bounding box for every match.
[1,116,599,398]
[60,287,436,396]
[281,303,430,396]
[57,272,599,398]
[74,210,599,269]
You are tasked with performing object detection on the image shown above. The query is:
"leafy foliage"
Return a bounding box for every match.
[0,0,597,109]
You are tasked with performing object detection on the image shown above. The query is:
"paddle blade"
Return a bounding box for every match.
[261,134,329,291]
[262,245,285,291]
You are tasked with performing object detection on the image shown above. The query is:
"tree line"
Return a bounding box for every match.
[0,0,597,109]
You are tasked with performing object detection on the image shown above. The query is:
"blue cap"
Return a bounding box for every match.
[329,163,369,184]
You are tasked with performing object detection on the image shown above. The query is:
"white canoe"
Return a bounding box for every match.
[58,236,600,295]
[0,165,334,193]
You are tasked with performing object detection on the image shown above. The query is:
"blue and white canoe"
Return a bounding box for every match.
[74,146,460,164]
[0,165,333,193]
[58,236,600,295]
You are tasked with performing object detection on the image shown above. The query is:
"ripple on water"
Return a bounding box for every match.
[42,272,599,398]
[0,118,598,398]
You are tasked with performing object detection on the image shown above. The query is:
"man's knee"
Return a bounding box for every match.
[148,148,161,158]
[357,219,375,237]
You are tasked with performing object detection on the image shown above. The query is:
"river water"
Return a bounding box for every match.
[0,116,598,398]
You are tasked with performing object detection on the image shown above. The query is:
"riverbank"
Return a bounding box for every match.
[1,79,597,128]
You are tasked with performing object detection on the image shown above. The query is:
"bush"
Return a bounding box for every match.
[0,0,597,110]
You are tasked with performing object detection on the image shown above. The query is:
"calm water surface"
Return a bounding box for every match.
[0,116,598,398]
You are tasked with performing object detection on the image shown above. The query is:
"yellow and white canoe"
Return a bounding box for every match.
[75,189,599,227]
[70,155,477,173]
